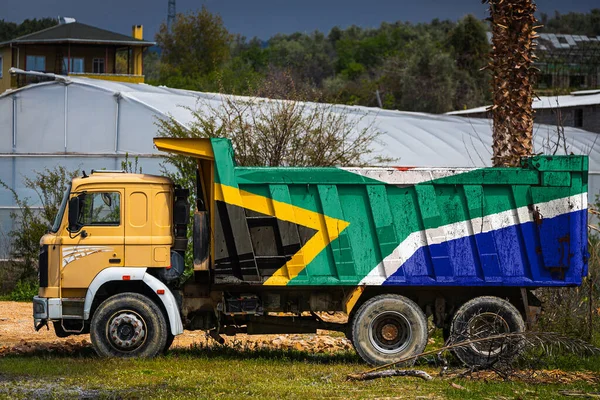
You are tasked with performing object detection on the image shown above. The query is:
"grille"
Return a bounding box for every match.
[39,245,48,288]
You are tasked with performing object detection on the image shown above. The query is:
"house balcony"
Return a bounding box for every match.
[67,72,145,84]
[12,71,145,88]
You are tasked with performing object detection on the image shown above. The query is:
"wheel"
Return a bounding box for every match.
[90,292,168,358]
[163,333,175,354]
[351,294,428,366]
[53,321,71,338]
[449,296,525,367]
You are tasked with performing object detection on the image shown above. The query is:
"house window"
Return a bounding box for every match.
[93,58,105,74]
[26,55,46,72]
[570,75,585,88]
[574,109,584,128]
[70,58,84,73]
[62,57,84,74]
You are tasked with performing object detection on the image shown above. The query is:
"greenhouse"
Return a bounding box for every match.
[0,74,599,257]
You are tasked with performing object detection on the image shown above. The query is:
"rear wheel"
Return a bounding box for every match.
[450,296,525,367]
[351,294,428,366]
[90,293,168,358]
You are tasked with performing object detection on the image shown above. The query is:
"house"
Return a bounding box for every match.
[535,33,600,91]
[485,32,600,92]
[447,90,600,134]
[0,19,155,93]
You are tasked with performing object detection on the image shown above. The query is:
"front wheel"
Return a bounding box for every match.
[351,294,428,366]
[90,292,168,358]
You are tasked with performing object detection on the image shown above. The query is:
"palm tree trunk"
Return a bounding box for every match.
[487,0,538,167]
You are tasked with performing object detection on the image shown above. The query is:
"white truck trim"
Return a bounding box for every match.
[142,273,184,335]
[82,267,183,335]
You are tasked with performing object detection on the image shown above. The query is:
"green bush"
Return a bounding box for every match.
[9,279,38,302]
[0,166,78,283]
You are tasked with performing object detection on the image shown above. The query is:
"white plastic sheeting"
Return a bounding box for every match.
[447,91,600,115]
[0,77,599,257]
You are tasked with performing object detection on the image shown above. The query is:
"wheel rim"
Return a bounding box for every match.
[467,312,510,356]
[106,310,147,352]
[368,311,412,354]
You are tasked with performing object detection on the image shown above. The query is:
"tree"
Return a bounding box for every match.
[267,31,335,85]
[540,9,600,36]
[448,15,489,74]
[485,0,537,167]
[0,166,78,281]
[0,18,57,42]
[156,72,388,170]
[143,50,161,83]
[156,7,233,85]
[378,39,458,114]
[447,15,491,110]
[150,10,502,113]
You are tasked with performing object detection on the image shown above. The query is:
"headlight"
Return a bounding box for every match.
[33,302,45,314]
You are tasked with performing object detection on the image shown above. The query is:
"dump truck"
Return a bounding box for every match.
[32,137,589,365]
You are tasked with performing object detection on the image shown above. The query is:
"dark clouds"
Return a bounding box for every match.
[3,0,597,41]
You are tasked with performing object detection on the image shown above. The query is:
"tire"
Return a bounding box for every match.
[53,321,71,338]
[351,294,428,366]
[90,292,168,358]
[449,296,525,367]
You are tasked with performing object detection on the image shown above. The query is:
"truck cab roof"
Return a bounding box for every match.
[72,172,173,188]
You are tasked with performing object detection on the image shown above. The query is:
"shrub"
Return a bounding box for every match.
[0,166,78,283]
[9,279,38,302]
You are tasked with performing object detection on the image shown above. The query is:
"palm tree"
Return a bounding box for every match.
[486,0,538,167]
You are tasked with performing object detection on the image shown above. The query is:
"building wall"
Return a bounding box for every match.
[535,106,600,134]
[455,105,600,134]
[0,47,13,93]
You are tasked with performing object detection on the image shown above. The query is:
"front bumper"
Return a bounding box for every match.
[33,296,68,328]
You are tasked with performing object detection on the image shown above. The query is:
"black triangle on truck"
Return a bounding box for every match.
[213,200,318,281]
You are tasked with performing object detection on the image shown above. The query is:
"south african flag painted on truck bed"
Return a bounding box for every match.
[204,139,589,287]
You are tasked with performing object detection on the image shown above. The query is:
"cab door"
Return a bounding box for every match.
[61,190,125,289]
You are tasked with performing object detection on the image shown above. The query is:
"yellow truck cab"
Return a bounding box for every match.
[34,171,184,356]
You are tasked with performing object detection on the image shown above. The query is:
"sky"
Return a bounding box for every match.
[2,0,598,41]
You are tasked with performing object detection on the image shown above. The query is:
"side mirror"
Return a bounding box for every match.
[68,197,80,232]
[101,193,112,207]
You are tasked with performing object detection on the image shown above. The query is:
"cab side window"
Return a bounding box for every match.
[79,192,121,226]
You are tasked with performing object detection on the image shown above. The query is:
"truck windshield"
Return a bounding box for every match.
[51,184,71,233]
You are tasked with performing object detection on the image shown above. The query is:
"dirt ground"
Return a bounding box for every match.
[0,301,352,354]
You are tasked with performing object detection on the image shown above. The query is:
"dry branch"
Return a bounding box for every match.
[347,369,433,381]
[558,391,600,398]
[347,331,600,381]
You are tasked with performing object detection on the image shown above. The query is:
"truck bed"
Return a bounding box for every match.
[202,140,589,288]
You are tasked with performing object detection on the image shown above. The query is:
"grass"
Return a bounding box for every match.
[1,344,600,399]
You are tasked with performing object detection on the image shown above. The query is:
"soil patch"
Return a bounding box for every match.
[0,301,352,356]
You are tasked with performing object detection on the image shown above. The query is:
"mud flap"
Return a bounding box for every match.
[193,211,210,271]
